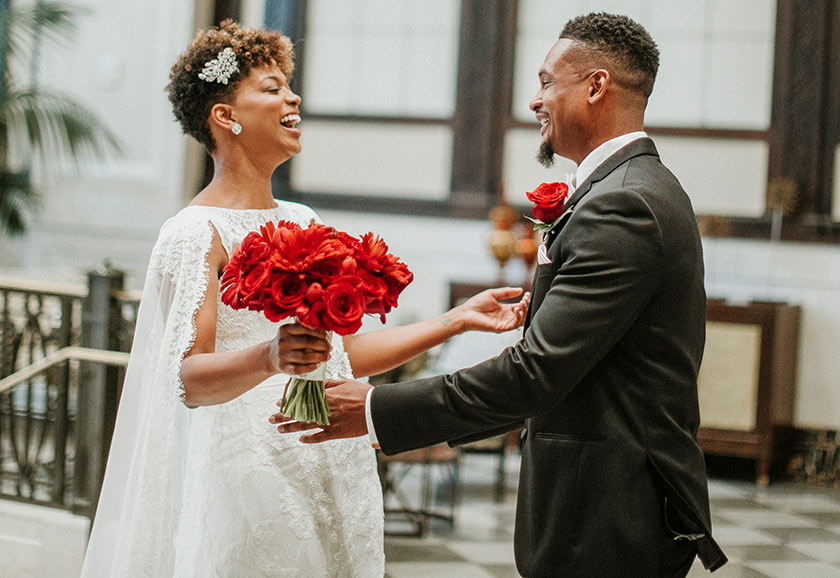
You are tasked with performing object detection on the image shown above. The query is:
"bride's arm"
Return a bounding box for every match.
[179,232,330,408]
[343,287,530,378]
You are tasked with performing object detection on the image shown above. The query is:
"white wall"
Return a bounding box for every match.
[0,0,203,288]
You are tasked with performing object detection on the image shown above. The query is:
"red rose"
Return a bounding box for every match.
[296,299,325,330]
[338,255,357,276]
[240,261,271,305]
[264,299,294,323]
[241,229,272,261]
[304,282,324,304]
[308,256,343,281]
[319,276,365,335]
[220,230,272,307]
[270,271,307,309]
[358,270,389,321]
[293,282,325,328]
[526,182,569,223]
[382,261,413,307]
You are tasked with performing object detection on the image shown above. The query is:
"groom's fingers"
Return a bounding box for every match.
[298,430,333,444]
[323,379,345,389]
[270,419,344,442]
[269,416,316,431]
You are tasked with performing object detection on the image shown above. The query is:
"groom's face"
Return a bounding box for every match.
[530,39,593,166]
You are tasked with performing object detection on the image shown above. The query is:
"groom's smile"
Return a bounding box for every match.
[537,113,550,136]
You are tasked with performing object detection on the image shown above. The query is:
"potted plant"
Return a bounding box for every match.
[0,0,119,236]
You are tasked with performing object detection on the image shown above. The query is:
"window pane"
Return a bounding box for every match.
[303,0,460,118]
[656,136,769,217]
[291,120,453,200]
[512,0,776,130]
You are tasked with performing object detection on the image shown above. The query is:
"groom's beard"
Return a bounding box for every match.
[537,141,555,168]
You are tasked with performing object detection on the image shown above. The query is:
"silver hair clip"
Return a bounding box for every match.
[198,47,239,85]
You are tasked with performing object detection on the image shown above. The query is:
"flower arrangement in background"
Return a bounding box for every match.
[221,220,413,424]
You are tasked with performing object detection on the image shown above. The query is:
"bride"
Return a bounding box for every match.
[80,20,530,578]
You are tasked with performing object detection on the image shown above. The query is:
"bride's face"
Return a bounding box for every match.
[230,66,302,164]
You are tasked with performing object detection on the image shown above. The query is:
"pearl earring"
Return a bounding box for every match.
[231,122,242,135]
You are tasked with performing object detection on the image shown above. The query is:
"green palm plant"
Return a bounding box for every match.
[0,0,120,236]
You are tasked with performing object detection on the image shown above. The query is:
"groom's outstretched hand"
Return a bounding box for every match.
[270,379,372,444]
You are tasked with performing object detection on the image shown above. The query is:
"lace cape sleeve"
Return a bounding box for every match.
[80,210,217,577]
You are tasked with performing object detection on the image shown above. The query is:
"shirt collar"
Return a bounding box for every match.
[574,131,647,189]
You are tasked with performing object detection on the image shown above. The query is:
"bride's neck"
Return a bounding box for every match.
[192,159,277,210]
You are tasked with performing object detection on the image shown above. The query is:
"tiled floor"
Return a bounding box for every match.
[383,453,840,578]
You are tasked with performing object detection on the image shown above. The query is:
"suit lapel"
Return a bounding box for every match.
[524,138,660,328]
[544,138,660,250]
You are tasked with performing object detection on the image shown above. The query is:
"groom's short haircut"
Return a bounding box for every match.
[560,12,660,98]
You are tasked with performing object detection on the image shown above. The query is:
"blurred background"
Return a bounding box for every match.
[1,0,838,576]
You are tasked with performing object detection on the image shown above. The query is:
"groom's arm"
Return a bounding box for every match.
[275,190,663,452]
[355,190,665,456]
[447,423,524,447]
[367,385,521,449]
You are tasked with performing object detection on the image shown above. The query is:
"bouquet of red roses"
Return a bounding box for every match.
[220,220,413,425]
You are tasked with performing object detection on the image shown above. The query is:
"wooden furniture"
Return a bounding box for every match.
[697,300,801,486]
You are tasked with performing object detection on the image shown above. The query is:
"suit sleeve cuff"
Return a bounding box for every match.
[365,387,380,448]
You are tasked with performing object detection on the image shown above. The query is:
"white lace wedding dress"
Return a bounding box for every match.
[80,201,384,578]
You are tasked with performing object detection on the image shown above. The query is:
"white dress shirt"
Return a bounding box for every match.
[574,131,647,190]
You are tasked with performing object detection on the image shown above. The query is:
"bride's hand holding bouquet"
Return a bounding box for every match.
[266,322,332,379]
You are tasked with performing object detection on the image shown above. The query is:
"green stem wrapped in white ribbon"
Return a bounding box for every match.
[281,331,332,426]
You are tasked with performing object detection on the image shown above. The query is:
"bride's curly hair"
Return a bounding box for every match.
[167,19,295,152]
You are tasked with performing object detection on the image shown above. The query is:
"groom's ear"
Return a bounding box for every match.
[587,69,609,103]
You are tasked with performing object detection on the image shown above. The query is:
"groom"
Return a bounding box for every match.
[275,12,727,578]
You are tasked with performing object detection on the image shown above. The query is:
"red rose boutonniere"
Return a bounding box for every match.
[525,181,571,233]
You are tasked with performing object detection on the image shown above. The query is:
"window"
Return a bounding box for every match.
[267,0,840,242]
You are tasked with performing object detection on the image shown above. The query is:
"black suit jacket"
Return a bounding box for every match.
[371,138,727,577]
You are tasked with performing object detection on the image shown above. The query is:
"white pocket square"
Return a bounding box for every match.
[537,244,551,265]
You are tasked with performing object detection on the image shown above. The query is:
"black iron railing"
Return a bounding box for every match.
[0,267,139,517]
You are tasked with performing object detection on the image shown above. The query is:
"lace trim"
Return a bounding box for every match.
[149,201,319,403]
[149,212,216,402]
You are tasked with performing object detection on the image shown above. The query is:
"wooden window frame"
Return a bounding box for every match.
[694,0,840,244]
[265,0,516,220]
[265,0,840,243]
